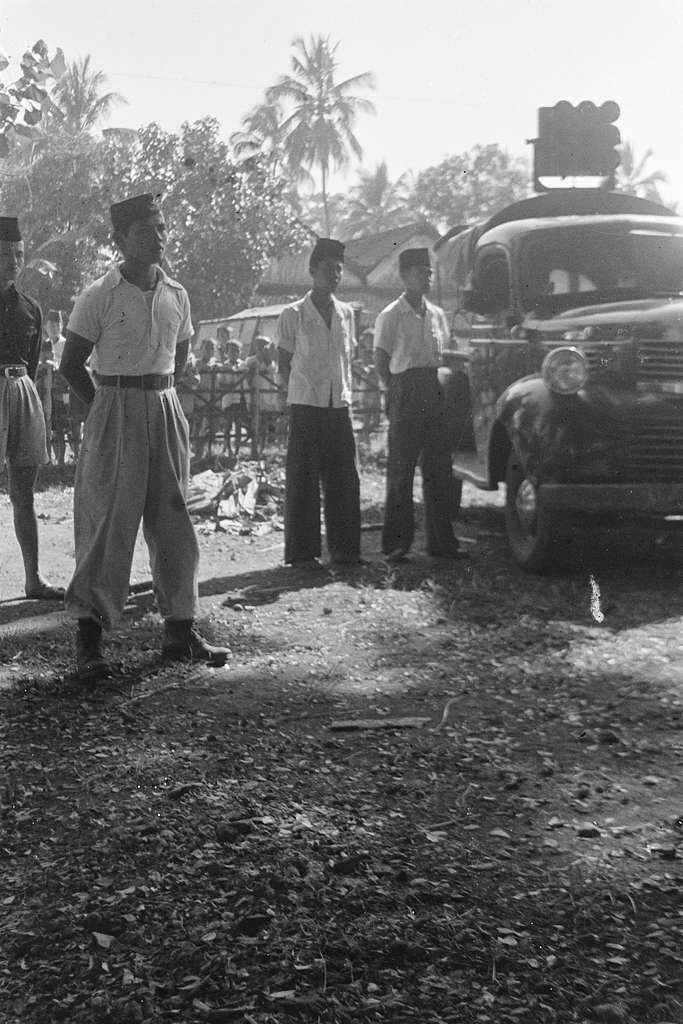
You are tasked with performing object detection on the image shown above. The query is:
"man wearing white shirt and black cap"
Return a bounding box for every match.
[276,237,361,568]
[60,192,229,680]
[374,247,461,563]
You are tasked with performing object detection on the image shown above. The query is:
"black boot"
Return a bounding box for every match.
[162,620,230,668]
[76,618,111,681]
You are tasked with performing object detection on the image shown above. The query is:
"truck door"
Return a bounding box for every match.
[449,251,527,486]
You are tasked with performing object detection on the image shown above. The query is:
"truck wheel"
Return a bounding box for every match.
[504,452,567,572]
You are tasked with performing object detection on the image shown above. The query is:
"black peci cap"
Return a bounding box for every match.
[110,193,162,233]
[310,237,345,267]
[399,248,431,272]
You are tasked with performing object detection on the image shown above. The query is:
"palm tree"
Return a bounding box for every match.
[298,190,352,237]
[267,36,375,234]
[230,101,282,165]
[230,100,312,188]
[230,101,284,163]
[616,141,668,203]
[52,55,127,134]
[343,162,414,237]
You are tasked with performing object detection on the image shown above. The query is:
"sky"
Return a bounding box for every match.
[2,0,682,206]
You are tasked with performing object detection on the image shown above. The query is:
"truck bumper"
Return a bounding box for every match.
[539,482,683,515]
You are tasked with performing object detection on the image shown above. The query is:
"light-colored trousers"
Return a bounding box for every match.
[65,386,199,630]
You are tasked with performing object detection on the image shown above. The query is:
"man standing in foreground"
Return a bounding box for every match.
[276,237,361,568]
[374,247,461,563]
[0,216,64,601]
[60,193,229,680]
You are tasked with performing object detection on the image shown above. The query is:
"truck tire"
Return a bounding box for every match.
[504,451,568,573]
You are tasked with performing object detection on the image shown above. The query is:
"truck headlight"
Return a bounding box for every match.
[542,347,588,394]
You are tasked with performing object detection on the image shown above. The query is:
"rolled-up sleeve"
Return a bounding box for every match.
[373,307,395,356]
[275,307,297,354]
[67,288,102,344]
[178,291,193,342]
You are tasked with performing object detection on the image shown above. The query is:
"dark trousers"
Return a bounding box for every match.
[382,368,456,556]
[285,404,361,563]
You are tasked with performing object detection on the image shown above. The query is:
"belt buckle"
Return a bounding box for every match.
[4,366,21,379]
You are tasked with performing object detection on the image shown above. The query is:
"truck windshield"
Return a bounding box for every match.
[519,225,683,313]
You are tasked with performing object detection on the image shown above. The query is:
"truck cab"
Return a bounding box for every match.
[436,189,683,571]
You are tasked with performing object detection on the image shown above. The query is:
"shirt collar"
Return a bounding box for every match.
[303,290,344,321]
[399,293,431,317]
[104,262,184,292]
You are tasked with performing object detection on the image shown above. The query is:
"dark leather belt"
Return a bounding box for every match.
[0,364,27,379]
[94,373,174,390]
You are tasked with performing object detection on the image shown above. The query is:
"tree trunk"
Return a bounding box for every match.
[321,164,330,235]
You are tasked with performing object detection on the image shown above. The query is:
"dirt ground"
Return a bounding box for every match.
[1,461,682,1024]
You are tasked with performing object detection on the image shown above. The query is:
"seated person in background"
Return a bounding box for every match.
[197,336,218,372]
[35,337,56,461]
[248,335,279,389]
[247,335,285,449]
[176,350,201,452]
[217,339,248,455]
[352,327,382,443]
[195,337,220,456]
[217,323,235,364]
[46,310,73,467]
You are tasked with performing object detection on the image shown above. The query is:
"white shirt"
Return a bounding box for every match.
[275,292,355,408]
[373,295,449,375]
[68,264,193,376]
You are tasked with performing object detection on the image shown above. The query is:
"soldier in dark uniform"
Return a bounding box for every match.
[0,216,64,599]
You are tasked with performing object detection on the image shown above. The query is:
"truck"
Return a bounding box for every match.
[437,186,683,571]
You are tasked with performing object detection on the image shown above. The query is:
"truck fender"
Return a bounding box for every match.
[493,377,561,482]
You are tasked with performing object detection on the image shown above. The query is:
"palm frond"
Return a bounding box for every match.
[250,34,375,229]
[52,54,127,133]
[616,140,668,201]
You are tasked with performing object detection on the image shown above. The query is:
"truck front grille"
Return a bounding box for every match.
[626,414,683,481]
[582,347,608,375]
[579,338,683,387]
[637,340,683,384]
